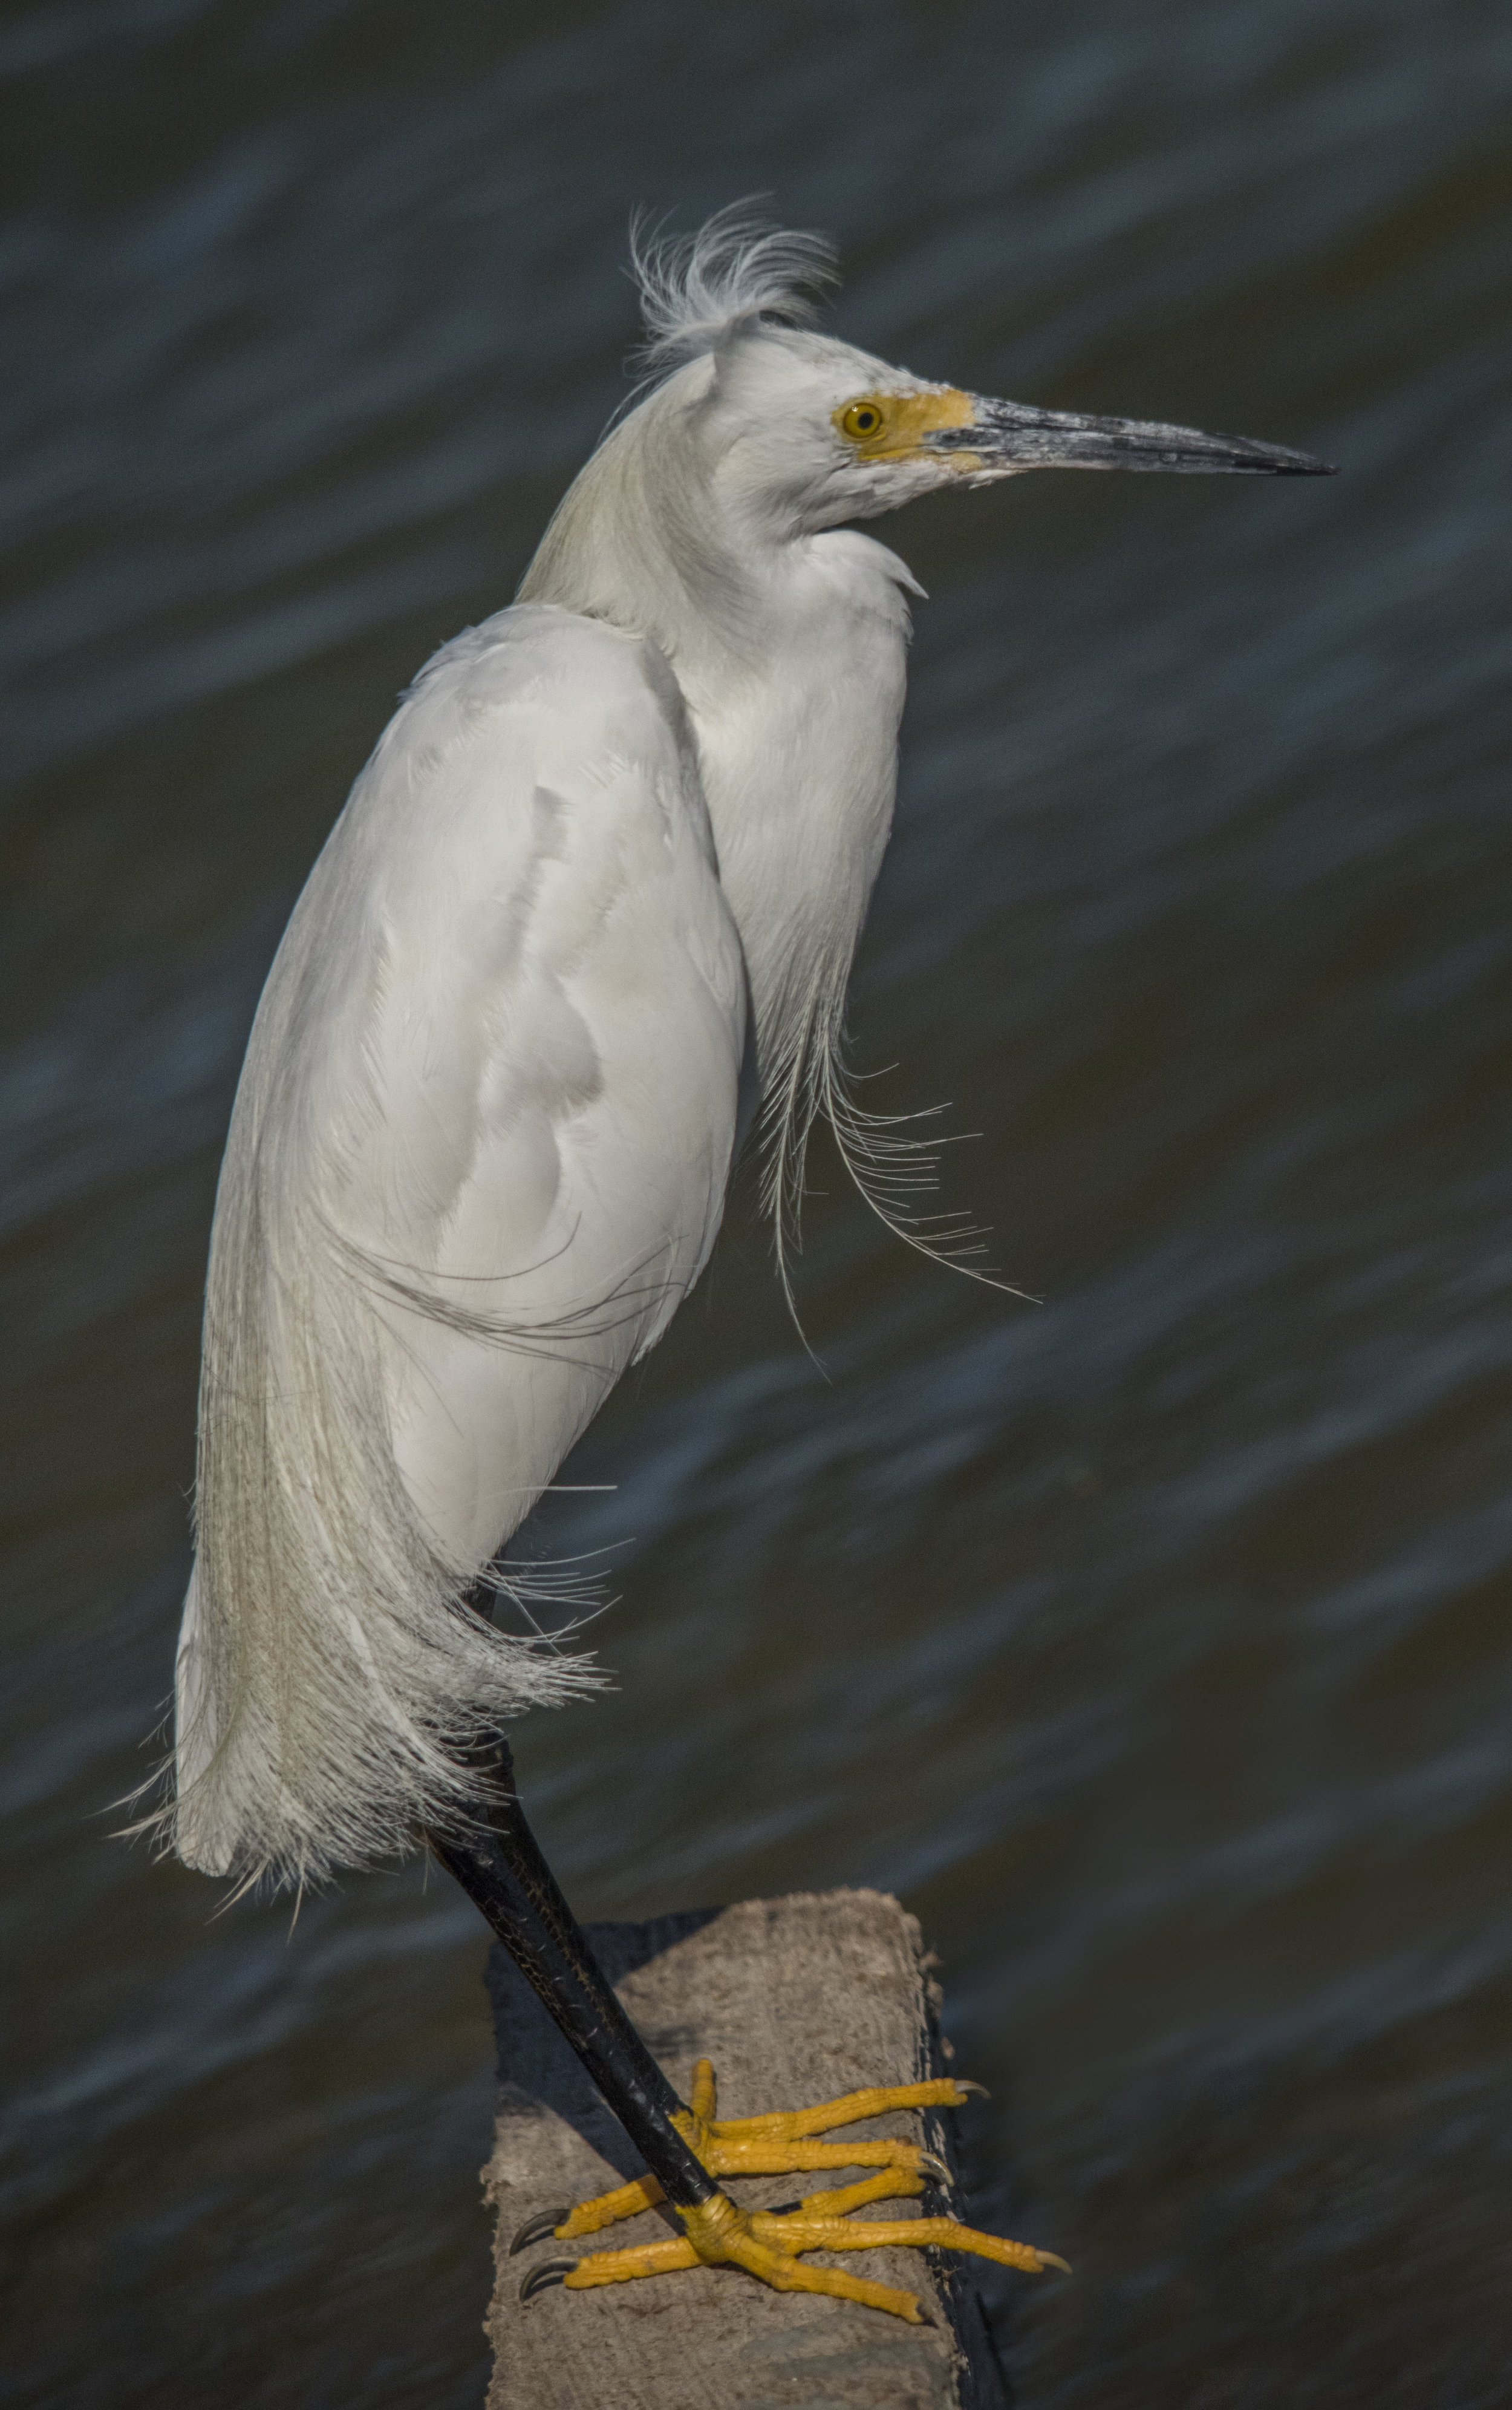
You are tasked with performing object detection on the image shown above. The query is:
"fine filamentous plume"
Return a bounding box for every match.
[154,204,1332,2320]
[628,206,839,366]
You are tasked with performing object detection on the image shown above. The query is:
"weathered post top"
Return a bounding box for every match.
[483,1887,1009,2410]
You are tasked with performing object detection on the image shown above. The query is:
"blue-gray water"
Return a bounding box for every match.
[4,3,1511,2403]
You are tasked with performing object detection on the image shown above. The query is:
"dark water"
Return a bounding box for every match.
[5,2,1511,2402]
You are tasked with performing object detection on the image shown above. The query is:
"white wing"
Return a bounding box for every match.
[171,604,746,1887]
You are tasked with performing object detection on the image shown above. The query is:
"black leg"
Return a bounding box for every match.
[426,1740,717,2212]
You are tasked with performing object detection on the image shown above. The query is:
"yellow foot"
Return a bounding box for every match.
[513,2057,1069,2321]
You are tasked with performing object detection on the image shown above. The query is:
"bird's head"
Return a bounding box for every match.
[633,209,1334,541]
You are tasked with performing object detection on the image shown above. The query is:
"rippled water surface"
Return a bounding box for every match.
[5,3,1511,2403]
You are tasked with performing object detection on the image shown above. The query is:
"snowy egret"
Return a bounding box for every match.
[163,210,1332,2320]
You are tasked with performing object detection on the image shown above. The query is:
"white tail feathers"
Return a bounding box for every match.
[147,1020,600,1897]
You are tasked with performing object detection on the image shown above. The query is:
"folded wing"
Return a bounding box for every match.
[172,606,747,1889]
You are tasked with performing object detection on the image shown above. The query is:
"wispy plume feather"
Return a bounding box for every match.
[629,200,839,369]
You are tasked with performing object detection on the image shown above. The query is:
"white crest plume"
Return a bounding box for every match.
[628,201,839,370]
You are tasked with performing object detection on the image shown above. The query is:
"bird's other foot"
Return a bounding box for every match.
[512,2057,1068,2320]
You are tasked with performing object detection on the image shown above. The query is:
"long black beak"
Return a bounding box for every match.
[930,394,1336,478]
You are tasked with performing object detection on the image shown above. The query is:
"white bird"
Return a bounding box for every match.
[160,209,1331,2322]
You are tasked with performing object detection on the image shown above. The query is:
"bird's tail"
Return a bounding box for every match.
[133,1044,598,1896]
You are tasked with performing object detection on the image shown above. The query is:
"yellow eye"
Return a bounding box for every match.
[841,400,887,442]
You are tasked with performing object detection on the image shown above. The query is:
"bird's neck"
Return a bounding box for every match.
[517,388,916,1132]
[517,376,775,671]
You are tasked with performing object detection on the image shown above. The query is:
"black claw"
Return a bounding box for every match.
[520,2257,577,2303]
[509,2205,571,2256]
[767,2199,801,2216]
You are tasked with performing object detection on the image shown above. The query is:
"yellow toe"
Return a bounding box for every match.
[518,2055,1067,2320]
